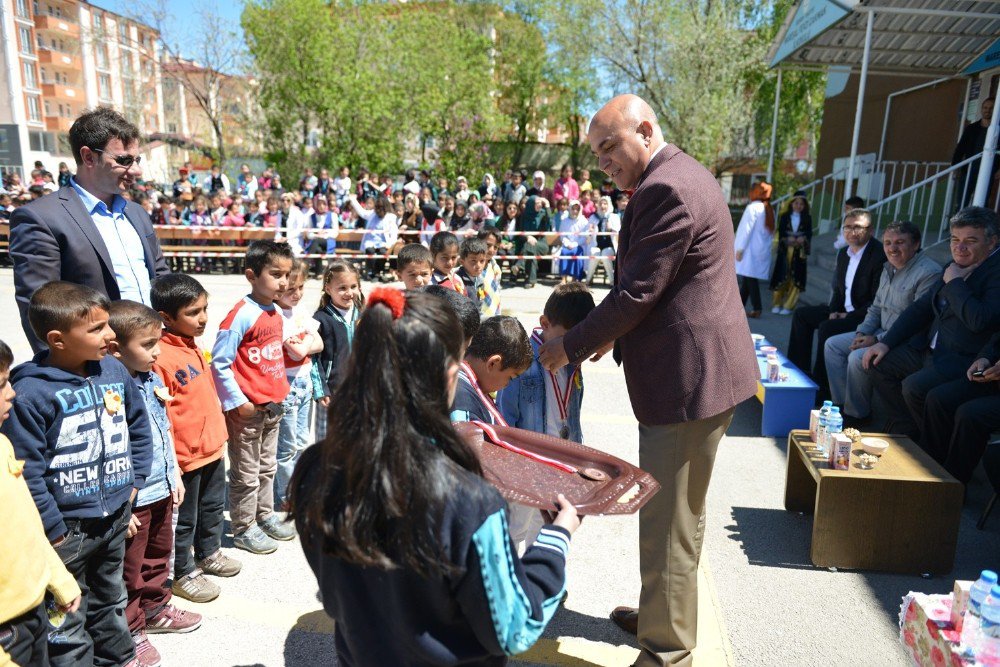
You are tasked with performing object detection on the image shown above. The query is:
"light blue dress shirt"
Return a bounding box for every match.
[70,178,151,305]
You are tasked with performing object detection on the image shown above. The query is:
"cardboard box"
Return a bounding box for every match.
[809,409,820,442]
[832,433,851,470]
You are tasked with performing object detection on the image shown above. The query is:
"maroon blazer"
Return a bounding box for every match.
[563,145,758,425]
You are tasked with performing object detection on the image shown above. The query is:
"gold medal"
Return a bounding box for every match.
[202,349,213,364]
[153,386,173,403]
[103,389,122,414]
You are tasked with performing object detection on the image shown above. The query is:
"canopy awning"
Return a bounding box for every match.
[768,0,1000,75]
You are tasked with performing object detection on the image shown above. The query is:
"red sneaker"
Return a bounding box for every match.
[132,630,162,667]
[146,604,203,634]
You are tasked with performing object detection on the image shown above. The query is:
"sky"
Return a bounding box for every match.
[91,0,246,62]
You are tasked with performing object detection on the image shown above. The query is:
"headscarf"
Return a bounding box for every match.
[517,195,546,232]
[750,182,775,233]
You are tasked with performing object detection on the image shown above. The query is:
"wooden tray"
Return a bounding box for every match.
[454,421,660,515]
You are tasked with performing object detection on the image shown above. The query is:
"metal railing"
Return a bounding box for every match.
[868,150,1000,246]
[773,159,951,234]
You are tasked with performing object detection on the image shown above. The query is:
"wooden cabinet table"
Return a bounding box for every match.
[784,430,963,574]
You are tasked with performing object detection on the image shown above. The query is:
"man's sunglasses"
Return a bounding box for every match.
[90,148,142,168]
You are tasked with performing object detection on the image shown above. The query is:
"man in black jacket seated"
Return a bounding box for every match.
[922,331,1000,484]
[786,208,886,395]
[863,207,1000,441]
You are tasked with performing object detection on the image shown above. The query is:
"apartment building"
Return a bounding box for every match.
[0,0,171,181]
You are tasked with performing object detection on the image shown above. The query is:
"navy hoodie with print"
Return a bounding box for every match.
[1,353,153,541]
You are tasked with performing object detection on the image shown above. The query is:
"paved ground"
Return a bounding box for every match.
[3,268,999,666]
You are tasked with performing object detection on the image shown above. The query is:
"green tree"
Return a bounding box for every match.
[244,0,502,181]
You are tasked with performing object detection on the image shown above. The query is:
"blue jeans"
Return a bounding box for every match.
[275,374,314,508]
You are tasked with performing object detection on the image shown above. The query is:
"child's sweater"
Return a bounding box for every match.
[0,434,81,624]
[295,448,570,665]
[154,332,227,472]
[313,304,358,397]
[0,354,153,541]
[212,295,290,412]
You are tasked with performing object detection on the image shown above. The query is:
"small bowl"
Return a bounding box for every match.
[752,334,765,349]
[860,437,890,456]
[760,345,778,355]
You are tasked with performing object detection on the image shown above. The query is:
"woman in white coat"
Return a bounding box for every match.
[734,182,775,318]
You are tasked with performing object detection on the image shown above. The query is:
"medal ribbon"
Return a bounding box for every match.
[531,329,576,425]
[472,420,577,474]
[459,361,508,426]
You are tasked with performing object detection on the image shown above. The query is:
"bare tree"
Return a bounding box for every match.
[128,0,247,166]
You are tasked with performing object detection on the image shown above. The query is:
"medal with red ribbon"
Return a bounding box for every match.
[530,329,576,440]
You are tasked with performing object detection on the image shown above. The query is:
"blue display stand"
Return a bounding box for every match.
[754,339,819,437]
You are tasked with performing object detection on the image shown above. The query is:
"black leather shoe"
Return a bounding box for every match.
[610,605,638,635]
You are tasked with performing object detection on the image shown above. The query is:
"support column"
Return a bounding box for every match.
[845,10,875,200]
[767,68,783,184]
[973,99,999,206]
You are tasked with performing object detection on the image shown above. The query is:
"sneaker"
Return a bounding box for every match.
[233,525,279,554]
[132,630,162,667]
[779,308,793,315]
[197,550,243,577]
[146,604,202,634]
[171,569,220,603]
[771,306,782,314]
[259,515,296,541]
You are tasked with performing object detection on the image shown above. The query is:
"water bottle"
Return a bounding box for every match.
[825,407,843,464]
[817,401,833,455]
[963,570,998,648]
[976,584,1000,661]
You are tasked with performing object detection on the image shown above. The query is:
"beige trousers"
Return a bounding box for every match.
[636,408,734,667]
[225,409,282,535]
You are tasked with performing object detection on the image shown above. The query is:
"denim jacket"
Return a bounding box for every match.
[498,335,584,443]
[135,371,177,507]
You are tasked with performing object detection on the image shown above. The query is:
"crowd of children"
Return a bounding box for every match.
[0,232,595,665]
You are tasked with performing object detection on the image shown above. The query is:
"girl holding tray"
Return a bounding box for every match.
[289,288,581,665]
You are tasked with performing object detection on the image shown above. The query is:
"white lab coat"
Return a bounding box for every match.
[734,200,773,280]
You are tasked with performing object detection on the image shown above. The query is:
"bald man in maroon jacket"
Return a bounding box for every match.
[540,95,758,667]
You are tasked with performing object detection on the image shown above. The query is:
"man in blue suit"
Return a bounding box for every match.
[10,107,169,352]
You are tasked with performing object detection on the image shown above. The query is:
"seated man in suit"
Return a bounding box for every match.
[863,206,1000,440]
[786,208,886,395]
[922,331,1000,484]
[823,221,941,424]
[10,107,169,352]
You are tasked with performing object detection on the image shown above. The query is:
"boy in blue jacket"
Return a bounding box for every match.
[499,282,595,548]
[0,282,152,667]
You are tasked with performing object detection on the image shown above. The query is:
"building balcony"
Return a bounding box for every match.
[41,82,81,102]
[34,15,79,38]
[44,115,74,132]
[37,47,81,69]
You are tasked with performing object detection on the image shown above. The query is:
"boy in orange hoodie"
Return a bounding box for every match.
[151,274,241,605]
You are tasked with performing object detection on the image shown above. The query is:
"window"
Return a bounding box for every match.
[0,128,10,152]
[166,122,177,133]
[16,0,29,18]
[18,26,34,55]
[23,62,37,89]
[44,100,51,115]
[92,10,101,29]
[96,44,108,69]
[26,96,41,122]
[121,55,132,76]
[118,22,128,43]
[98,73,111,100]
[29,130,56,152]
